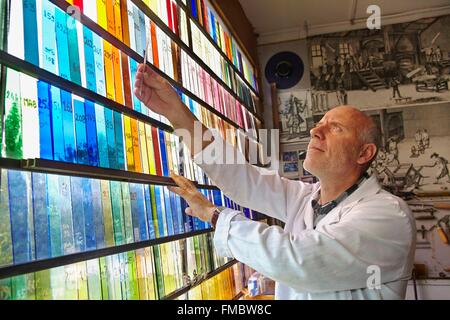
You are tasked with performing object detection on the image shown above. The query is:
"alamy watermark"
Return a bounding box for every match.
[366,265,381,290]
[367,5,381,30]
[66,5,81,30]
[173,121,280,172]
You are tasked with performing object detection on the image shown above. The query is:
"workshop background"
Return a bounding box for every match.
[241,0,450,299]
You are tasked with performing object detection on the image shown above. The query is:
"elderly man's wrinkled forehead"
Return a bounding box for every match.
[322,106,371,131]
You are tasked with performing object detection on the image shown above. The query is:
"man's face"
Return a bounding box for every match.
[303,107,363,178]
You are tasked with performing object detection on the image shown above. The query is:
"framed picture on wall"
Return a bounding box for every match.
[283,161,299,173]
[307,14,450,112]
[278,90,313,143]
[282,151,298,162]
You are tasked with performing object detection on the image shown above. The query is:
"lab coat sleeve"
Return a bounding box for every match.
[213,197,414,293]
[193,136,312,222]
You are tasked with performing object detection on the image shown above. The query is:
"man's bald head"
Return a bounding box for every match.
[328,105,380,169]
[332,105,380,147]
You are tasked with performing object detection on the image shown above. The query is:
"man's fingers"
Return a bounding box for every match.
[133,84,153,105]
[171,171,197,189]
[170,172,194,190]
[168,186,188,198]
[136,63,166,90]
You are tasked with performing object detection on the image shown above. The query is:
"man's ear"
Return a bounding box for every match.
[357,144,377,165]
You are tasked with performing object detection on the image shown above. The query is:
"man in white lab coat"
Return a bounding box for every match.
[134,64,416,300]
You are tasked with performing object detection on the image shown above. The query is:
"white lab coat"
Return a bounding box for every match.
[193,138,416,300]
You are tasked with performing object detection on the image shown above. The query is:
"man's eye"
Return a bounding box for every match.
[331,125,342,132]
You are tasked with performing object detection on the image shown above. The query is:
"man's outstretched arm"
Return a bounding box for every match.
[134,64,309,220]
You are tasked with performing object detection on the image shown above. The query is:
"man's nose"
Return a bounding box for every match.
[310,124,325,140]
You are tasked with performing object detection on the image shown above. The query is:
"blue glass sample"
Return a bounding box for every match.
[58,176,74,255]
[41,0,57,73]
[74,99,89,165]
[180,197,193,232]
[162,186,174,236]
[50,86,65,161]
[32,172,51,260]
[55,7,71,80]
[90,179,105,248]
[67,15,82,86]
[168,190,179,235]
[128,58,141,112]
[212,190,223,206]
[135,184,148,241]
[70,176,86,252]
[210,10,217,43]
[158,129,169,176]
[37,81,53,160]
[207,7,214,39]
[84,100,99,167]
[104,108,117,169]
[113,111,125,170]
[22,0,39,66]
[174,194,184,235]
[8,171,32,263]
[191,0,198,21]
[47,175,62,257]
[94,104,109,168]
[61,90,77,163]
[243,208,251,219]
[83,26,97,92]
[81,178,96,250]
[223,195,230,208]
[154,185,167,237]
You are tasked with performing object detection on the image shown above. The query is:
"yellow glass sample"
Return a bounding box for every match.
[96,0,108,30]
[130,118,142,173]
[35,270,51,300]
[123,115,135,172]
[144,124,157,175]
[76,262,89,300]
[112,47,124,104]
[135,249,149,299]
[149,0,158,16]
[103,41,116,101]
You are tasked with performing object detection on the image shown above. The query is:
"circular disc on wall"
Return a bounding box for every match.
[265,51,304,89]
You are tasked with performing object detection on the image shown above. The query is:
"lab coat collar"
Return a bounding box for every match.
[304,174,381,229]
